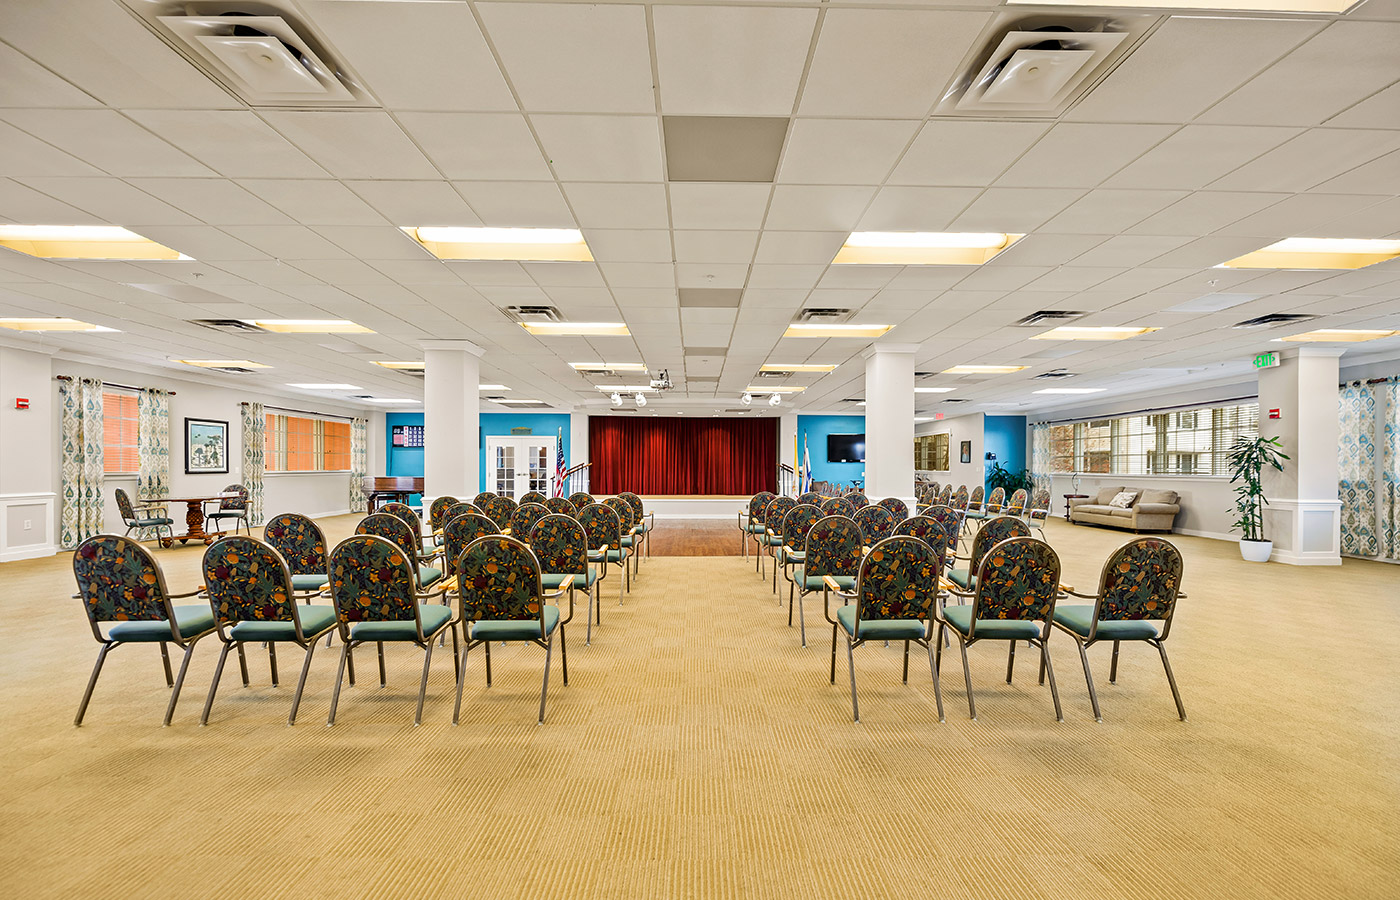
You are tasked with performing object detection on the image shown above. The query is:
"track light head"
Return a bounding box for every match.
[768,392,781,407]
[610,391,622,407]
[634,392,647,407]
[740,392,753,406]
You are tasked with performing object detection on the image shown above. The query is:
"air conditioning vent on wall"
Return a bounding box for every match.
[1232,313,1318,329]
[189,318,269,333]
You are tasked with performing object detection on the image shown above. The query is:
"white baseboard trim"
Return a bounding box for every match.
[0,542,57,563]
[1269,547,1342,566]
[1172,527,1237,542]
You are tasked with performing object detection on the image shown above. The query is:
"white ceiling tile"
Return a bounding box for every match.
[0,178,102,224]
[765,186,875,231]
[237,179,386,225]
[673,231,760,264]
[0,121,100,176]
[581,230,674,264]
[950,188,1084,232]
[124,111,329,180]
[883,267,977,291]
[1023,267,1117,292]
[397,113,552,181]
[676,263,750,288]
[778,119,920,185]
[125,179,296,226]
[1216,194,1386,237]
[1145,236,1282,269]
[128,226,269,261]
[753,232,846,266]
[1326,81,1400,130]
[681,323,735,346]
[612,287,679,308]
[668,184,772,230]
[1068,235,1194,269]
[3,110,214,177]
[522,262,606,288]
[561,183,669,229]
[290,259,394,285]
[207,260,324,285]
[1106,125,1301,191]
[0,42,98,108]
[305,0,516,112]
[222,226,352,259]
[345,181,481,226]
[1314,197,1400,239]
[954,266,1053,292]
[477,3,654,113]
[889,121,1050,187]
[818,266,900,289]
[653,6,816,116]
[988,234,1107,267]
[799,9,990,118]
[1313,149,1400,195]
[314,226,428,260]
[369,260,463,286]
[531,115,663,182]
[1200,22,1400,126]
[260,111,438,180]
[454,181,575,227]
[1210,129,1400,193]
[998,124,1177,189]
[858,186,980,231]
[746,265,827,290]
[1039,189,1189,235]
[19,177,201,226]
[599,263,676,288]
[1127,192,1288,237]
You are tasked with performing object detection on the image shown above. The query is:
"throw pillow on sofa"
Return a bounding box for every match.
[1108,491,1139,509]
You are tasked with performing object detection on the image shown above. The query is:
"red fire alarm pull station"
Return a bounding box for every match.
[15,398,29,410]
[1269,408,1281,419]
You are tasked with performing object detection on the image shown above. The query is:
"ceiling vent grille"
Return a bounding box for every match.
[1034,369,1077,379]
[572,366,615,377]
[1015,310,1087,327]
[1232,313,1318,329]
[122,3,374,107]
[756,369,793,379]
[943,398,971,403]
[505,305,563,323]
[209,366,259,374]
[189,318,269,334]
[797,308,852,323]
[935,12,1157,119]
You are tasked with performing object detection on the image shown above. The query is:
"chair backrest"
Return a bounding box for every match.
[355,512,421,569]
[968,485,984,510]
[892,515,950,566]
[530,513,589,576]
[1095,538,1184,629]
[604,496,636,533]
[73,535,173,631]
[797,491,823,506]
[985,487,1006,512]
[577,502,622,551]
[764,496,795,533]
[428,495,460,532]
[802,516,865,579]
[569,491,595,509]
[821,496,856,518]
[971,537,1060,631]
[853,504,896,543]
[619,491,646,526]
[509,502,549,543]
[442,513,500,573]
[446,501,479,523]
[113,488,136,522]
[328,535,421,630]
[951,485,969,511]
[921,505,962,549]
[844,492,870,510]
[263,512,326,575]
[1028,487,1052,521]
[748,491,776,522]
[479,494,515,530]
[543,496,576,515]
[1004,488,1029,515]
[938,485,953,505]
[457,535,546,632]
[781,503,823,548]
[217,484,248,511]
[853,536,940,635]
[473,491,497,509]
[379,501,422,537]
[203,536,302,635]
[520,490,548,507]
[875,497,908,521]
[968,515,1032,576]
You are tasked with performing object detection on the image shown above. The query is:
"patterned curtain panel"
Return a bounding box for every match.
[59,377,104,549]
[241,402,266,526]
[349,417,368,513]
[1029,422,1052,494]
[1338,382,1379,557]
[1382,378,1400,561]
[135,388,171,540]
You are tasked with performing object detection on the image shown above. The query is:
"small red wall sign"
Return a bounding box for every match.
[14,398,28,410]
[1268,408,1281,419]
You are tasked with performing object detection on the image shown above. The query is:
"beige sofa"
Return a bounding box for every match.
[1069,486,1181,533]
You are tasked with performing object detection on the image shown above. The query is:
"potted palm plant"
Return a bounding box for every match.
[1226,435,1289,562]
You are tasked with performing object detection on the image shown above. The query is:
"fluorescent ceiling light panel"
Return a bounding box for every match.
[402,226,592,262]
[479,384,510,391]
[762,364,838,373]
[783,323,892,338]
[745,386,806,393]
[1279,329,1399,343]
[914,387,955,393]
[247,319,373,333]
[360,398,422,404]
[1033,388,1107,395]
[1030,326,1160,341]
[521,322,629,336]
[571,362,648,372]
[942,365,1028,374]
[833,232,1023,265]
[0,225,191,260]
[0,317,116,332]
[1220,238,1400,270]
[177,359,271,368]
[288,383,361,390]
[494,399,546,405]
[373,361,424,370]
[595,385,658,392]
[1010,0,1355,12]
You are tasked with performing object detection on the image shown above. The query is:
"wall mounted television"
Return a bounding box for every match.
[827,433,866,463]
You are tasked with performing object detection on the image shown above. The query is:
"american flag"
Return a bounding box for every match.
[553,428,567,497]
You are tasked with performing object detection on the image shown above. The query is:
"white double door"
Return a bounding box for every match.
[485,435,557,501]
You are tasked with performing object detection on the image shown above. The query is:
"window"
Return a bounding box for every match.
[914,434,949,471]
[103,390,138,474]
[1046,402,1257,476]
[265,413,352,472]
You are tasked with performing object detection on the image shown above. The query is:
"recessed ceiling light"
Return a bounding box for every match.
[761,363,837,373]
[521,322,629,336]
[402,226,592,262]
[914,417,935,423]
[373,361,424,370]
[177,359,271,368]
[1012,0,1354,13]
[595,385,657,392]
[783,323,892,338]
[914,387,955,393]
[247,319,373,334]
[0,317,118,332]
[833,232,1023,265]
[1279,329,1399,343]
[0,225,191,260]
[360,398,422,404]
[745,385,806,393]
[570,362,647,372]
[1033,388,1107,395]
[1030,326,1160,341]
[493,398,546,405]
[479,384,510,391]
[288,383,361,390]
[943,365,1028,374]
[1220,238,1400,271]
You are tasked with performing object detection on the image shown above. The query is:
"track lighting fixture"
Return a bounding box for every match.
[768,393,781,407]
[740,392,753,406]
[610,392,622,407]
[635,392,647,407]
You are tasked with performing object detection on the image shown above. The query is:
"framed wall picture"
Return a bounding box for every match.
[185,418,229,474]
[960,440,972,464]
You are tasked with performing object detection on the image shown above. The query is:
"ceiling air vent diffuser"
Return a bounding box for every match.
[1232,313,1318,329]
[796,308,852,323]
[1016,310,1087,327]
[757,370,793,379]
[505,305,563,323]
[189,318,269,334]
[1034,370,1078,379]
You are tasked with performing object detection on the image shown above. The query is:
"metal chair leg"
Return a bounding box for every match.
[925,642,945,723]
[539,631,555,724]
[1074,639,1102,722]
[829,624,838,684]
[413,638,436,726]
[559,625,568,686]
[159,641,174,686]
[1110,640,1121,683]
[327,641,351,725]
[1006,641,1016,684]
[957,636,976,721]
[377,641,387,687]
[1154,640,1187,721]
[1040,640,1064,722]
[201,641,234,725]
[162,641,199,726]
[798,588,808,647]
[452,640,472,725]
[902,640,910,684]
[236,643,249,686]
[75,643,114,726]
[846,635,860,723]
[586,582,594,646]
[484,640,492,686]
[268,642,279,686]
[288,640,318,725]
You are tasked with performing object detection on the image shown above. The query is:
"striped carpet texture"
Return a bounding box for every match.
[0,516,1395,899]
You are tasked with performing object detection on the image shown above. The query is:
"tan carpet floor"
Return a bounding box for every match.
[1,516,1397,899]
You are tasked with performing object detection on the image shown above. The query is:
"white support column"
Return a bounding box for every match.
[1257,346,1343,565]
[863,343,918,510]
[778,412,797,495]
[422,340,484,511]
[569,411,590,493]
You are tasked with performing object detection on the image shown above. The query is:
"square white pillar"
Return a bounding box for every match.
[863,343,918,509]
[422,340,483,508]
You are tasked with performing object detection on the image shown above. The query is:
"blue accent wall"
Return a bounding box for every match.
[383,412,572,494]
[983,415,1027,480]
[797,415,866,488]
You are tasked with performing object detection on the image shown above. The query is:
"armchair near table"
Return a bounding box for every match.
[203,484,250,536]
[114,488,175,543]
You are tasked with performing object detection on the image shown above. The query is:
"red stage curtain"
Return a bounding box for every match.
[589,417,777,495]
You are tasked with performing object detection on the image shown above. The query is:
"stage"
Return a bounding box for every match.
[635,495,749,520]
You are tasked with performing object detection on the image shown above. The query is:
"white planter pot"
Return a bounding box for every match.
[1239,539,1273,563]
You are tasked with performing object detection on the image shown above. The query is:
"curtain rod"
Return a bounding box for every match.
[1034,395,1258,427]
[55,374,176,396]
[240,401,355,422]
[1341,377,1395,386]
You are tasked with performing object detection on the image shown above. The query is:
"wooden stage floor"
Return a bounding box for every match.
[647,518,743,556]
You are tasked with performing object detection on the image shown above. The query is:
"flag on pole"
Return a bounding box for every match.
[793,433,800,497]
[553,428,567,497]
[802,435,812,493]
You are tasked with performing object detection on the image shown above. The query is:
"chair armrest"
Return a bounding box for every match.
[543,574,574,599]
[822,575,856,598]
[1062,588,1098,600]
[1133,503,1179,515]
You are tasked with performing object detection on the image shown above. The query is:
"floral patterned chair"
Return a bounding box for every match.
[264,512,329,594]
[874,497,908,522]
[473,491,497,509]
[604,496,640,581]
[1026,488,1053,538]
[938,484,953,506]
[827,536,946,723]
[797,491,824,506]
[454,535,572,724]
[427,496,460,546]
[619,492,654,562]
[844,492,870,510]
[478,494,515,531]
[444,501,480,525]
[947,515,1030,591]
[893,515,952,567]
[820,496,856,519]
[938,536,1064,722]
[379,501,437,559]
[577,502,628,605]
[71,534,215,726]
[544,496,576,516]
[114,488,174,544]
[325,534,457,726]
[441,512,499,577]
[790,515,863,649]
[1053,538,1187,722]
[519,490,548,507]
[777,503,823,606]
[203,484,250,536]
[355,513,444,593]
[854,505,897,545]
[739,491,776,562]
[199,536,339,725]
[758,496,796,585]
[1003,488,1030,517]
[920,505,965,558]
[531,513,597,644]
[568,491,595,510]
[509,502,550,545]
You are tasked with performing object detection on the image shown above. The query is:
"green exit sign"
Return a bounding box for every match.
[1253,351,1279,369]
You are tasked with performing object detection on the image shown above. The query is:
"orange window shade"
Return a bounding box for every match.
[286,416,315,471]
[102,392,139,474]
[264,413,280,472]
[323,420,350,471]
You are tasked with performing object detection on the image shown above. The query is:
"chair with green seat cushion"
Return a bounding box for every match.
[355,513,444,593]
[938,485,953,506]
[603,497,641,580]
[531,513,597,644]
[1003,488,1029,517]
[905,509,959,564]
[520,490,548,507]
[947,515,1029,591]
[427,496,460,546]
[938,536,1064,722]
[454,535,572,724]
[199,536,339,725]
[777,503,823,604]
[544,496,576,516]
[893,516,951,568]
[203,484,251,536]
[844,492,870,510]
[738,491,776,563]
[114,488,175,544]
[797,491,823,506]
[1052,537,1186,722]
[263,512,329,598]
[951,486,969,512]
[821,496,856,519]
[325,534,458,726]
[71,534,215,726]
[568,491,594,510]
[577,502,628,605]
[619,492,654,562]
[790,516,862,648]
[759,496,796,584]
[380,501,437,558]
[875,497,909,522]
[829,536,945,723]
[854,505,897,545]
[441,512,499,578]
[1026,488,1052,537]
[984,487,1007,515]
[473,491,497,509]
[509,503,550,546]
[478,494,515,531]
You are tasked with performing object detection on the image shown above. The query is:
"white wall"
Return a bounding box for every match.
[915,412,984,490]
[0,346,59,560]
